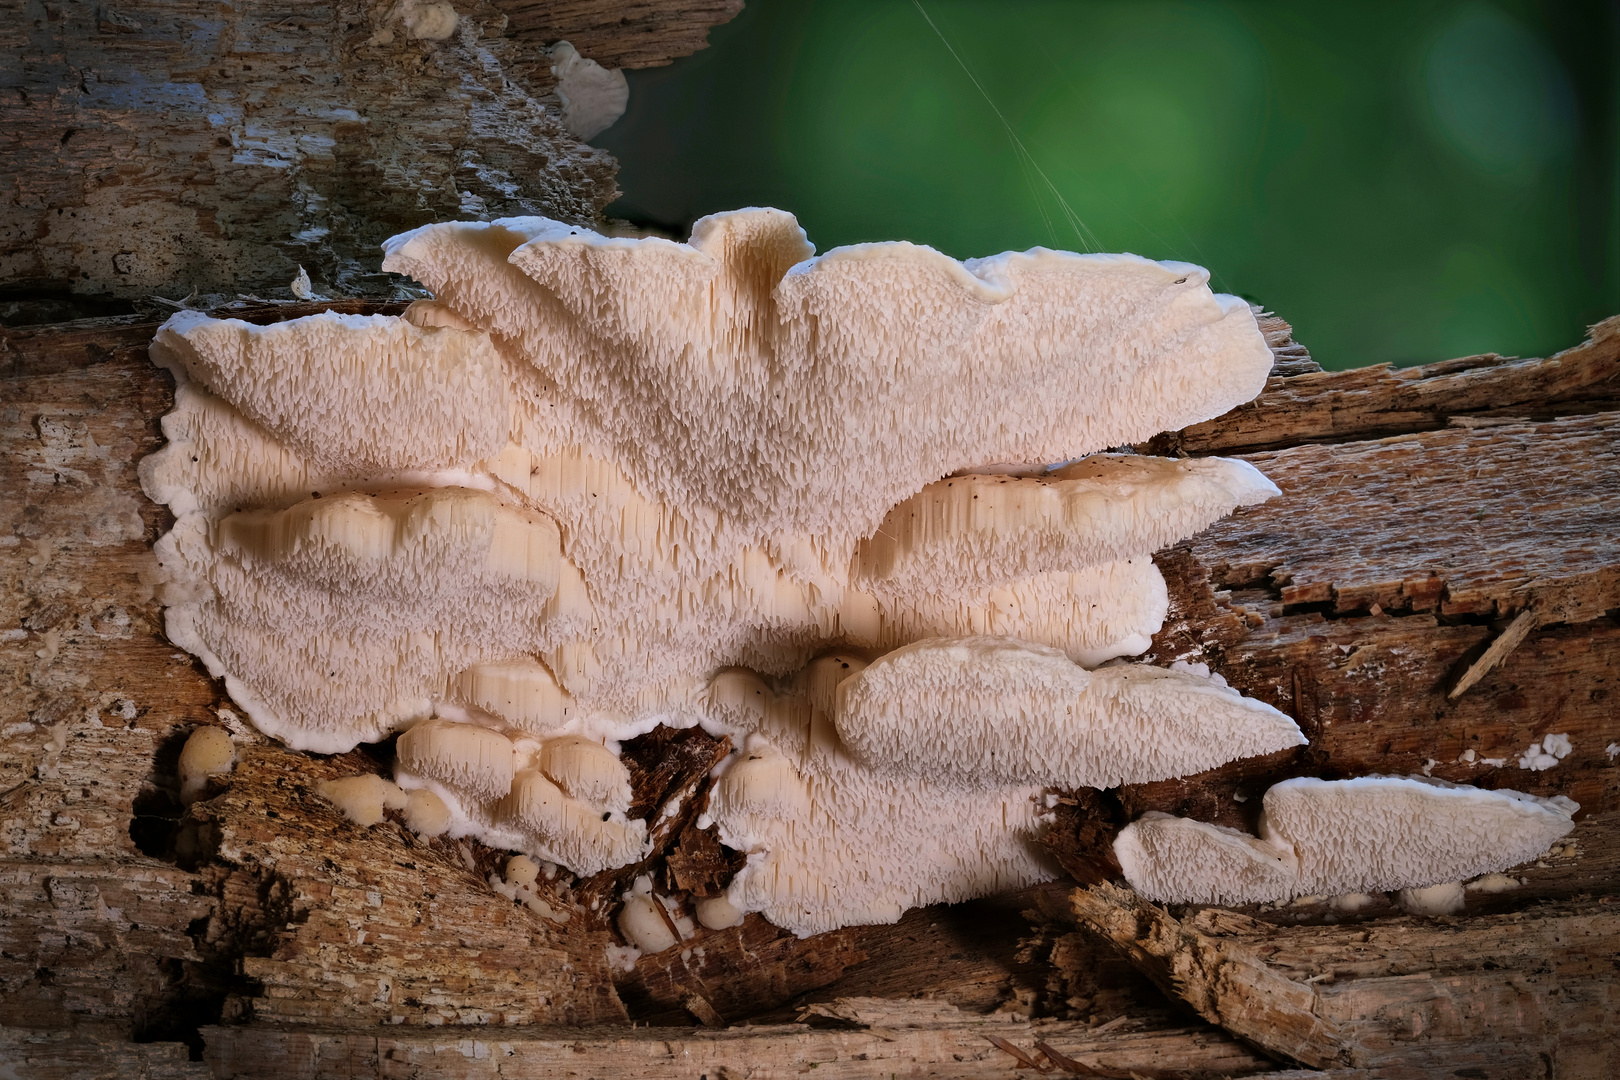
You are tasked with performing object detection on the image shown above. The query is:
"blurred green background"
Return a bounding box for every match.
[598,1,1617,370]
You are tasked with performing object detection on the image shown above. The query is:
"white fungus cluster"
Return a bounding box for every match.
[490,855,572,923]
[855,455,1278,598]
[315,772,453,836]
[1114,775,1578,906]
[835,638,1302,791]
[1519,733,1572,772]
[142,208,1294,936]
[316,774,408,828]
[615,874,696,953]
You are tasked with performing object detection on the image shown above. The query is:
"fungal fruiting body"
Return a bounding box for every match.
[1519,733,1572,771]
[1115,775,1578,906]
[616,874,693,951]
[548,42,629,141]
[178,726,235,804]
[403,788,452,837]
[694,894,745,930]
[492,854,571,922]
[141,208,1293,935]
[316,774,408,828]
[835,637,1303,790]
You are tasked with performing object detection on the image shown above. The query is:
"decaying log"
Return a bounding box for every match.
[1063,882,1619,1079]
[1193,412,1618,622]
[3,302,1618,1077]
[1039,336,1619,886]
[0,1027,211,1080]
[192,1004,1281,1080]
[0,0,740,312]
[1447,607,1539,699]
[201,742,627,1028]
[0,861,214,1033]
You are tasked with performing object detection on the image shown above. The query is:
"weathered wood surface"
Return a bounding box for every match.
[0,861,213,1032]
[195,1006,1279,1080]
[1147,314,1620,455]
[204,742,627,1029]
[1064,883,1619,1079]
[495,0,743,70]
[1197,413,1619,621]
[0,1027,211,1079]
[1030,321,1620,891]
[3,307,1618,1078]
[0,0,740,311]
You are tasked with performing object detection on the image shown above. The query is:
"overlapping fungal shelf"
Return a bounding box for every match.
[141,208,1304,937]
[1115,775,1579,906]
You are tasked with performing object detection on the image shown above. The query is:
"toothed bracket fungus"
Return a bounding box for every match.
[142,207,1294,935]
[1114,775,1579,906]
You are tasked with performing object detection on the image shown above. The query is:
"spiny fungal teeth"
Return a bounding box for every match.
[142,207,1291,934]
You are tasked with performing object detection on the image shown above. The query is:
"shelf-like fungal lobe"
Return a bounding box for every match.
[380,209,1272,549]
[142,208,1293,934]
[1113,811,1299,908]
[836,637,1305,790]
[1115,775,1579,905]
[855,456,1278,597]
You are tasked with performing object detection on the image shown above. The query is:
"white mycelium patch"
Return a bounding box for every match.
[142,208,1295,935]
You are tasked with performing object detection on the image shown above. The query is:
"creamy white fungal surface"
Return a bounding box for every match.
[1116,775,1578,906]
[142,208,1294,936]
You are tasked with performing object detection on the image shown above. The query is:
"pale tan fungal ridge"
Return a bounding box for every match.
[380,208,1273,549]
[836,636,1305,791]
[141,207,1293,933]
[1115,775,1579,906]
[855,455,1278,598]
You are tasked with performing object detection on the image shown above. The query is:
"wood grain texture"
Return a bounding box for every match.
[196,1009,1278,1080]
[0,0,737,309]
[1193,412,1619,621]
[0,1027,210,1079]
[494,0,744,69]
[1067,883,1620,1079]
[1448,607,1538,698]
[202,741,628,1029]
[1148,314,1620,455]
[0,861,212,1031]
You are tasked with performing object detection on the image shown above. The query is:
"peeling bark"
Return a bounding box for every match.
[0,0,740,315]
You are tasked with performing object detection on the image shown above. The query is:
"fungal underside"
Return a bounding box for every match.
[1114,775,1579,907]
[142,208,1302,937]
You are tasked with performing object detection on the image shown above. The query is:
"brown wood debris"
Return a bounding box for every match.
[1254,309,1321,377]
[494,0,744,70]
[204,742,628,1029]
[196,1012,1279,1080]
[1065,882,1620,1079]
[0,0,742,311]
[1147,313,1620,456]
[1193,412,1619,622]
[1448,607,1539,698]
